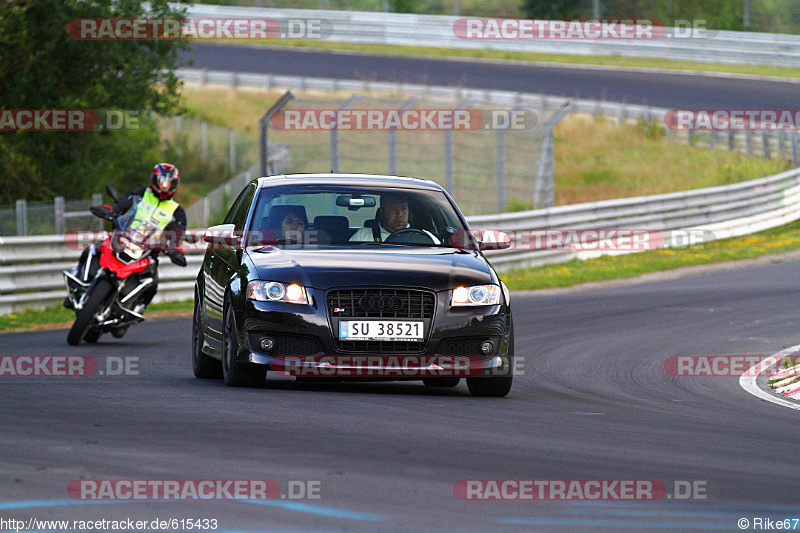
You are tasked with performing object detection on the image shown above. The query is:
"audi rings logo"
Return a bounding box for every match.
[358,295,403,312]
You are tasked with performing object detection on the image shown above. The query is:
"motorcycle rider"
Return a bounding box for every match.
[65,163,187,316]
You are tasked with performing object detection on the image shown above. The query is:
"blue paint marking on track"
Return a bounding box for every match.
[0,499,124,510]
[498,516,743,529]
[564,501,800,512]
[563,504,800,520]
[0,498,385,522]
[243,500,386,522]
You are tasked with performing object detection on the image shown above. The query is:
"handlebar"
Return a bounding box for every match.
[90,205,115,220]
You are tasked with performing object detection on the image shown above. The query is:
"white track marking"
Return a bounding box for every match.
[740,344,800,411]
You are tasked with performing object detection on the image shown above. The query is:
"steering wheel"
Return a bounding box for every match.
[383,228,436,245]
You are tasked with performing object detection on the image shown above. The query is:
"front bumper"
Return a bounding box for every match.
[237,287,513,379]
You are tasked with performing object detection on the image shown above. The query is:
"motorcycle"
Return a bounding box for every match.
[63,185,187,345]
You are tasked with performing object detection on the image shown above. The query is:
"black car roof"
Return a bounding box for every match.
[255,173,445,192]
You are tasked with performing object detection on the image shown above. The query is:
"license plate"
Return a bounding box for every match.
[338,320,424,341]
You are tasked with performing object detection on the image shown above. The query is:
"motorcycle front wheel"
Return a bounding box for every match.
[67,279,114,346]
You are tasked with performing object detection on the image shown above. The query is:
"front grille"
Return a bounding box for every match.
[326,288,435,319]
[437,337,485,356]
[328,288,435,353]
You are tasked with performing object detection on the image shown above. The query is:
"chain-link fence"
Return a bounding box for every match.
[260,91,567,216]
[156,115,260,176]
[0,195,104,237]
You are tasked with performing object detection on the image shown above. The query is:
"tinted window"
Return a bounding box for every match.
[223,185,250,225]
[248,184,467,247]
[228,184,256,230]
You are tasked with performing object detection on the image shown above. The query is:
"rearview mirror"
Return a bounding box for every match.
[336,195,376,210]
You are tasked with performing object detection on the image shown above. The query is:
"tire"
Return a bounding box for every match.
[84,330,102,343]
[422,377,460,388]
[466,375,513,397]
[221,299,266,387]
[466,343,514,397]
[193,292,222,379]
[67,279,113,346]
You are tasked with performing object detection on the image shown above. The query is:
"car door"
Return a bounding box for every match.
[218,181,256,277]
[202,184,256,355]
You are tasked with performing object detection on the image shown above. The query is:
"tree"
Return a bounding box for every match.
[0,0,189,204]
[390,0,420,14]
[520,0,588,19]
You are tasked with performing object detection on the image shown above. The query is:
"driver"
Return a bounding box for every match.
[349,192,439,243]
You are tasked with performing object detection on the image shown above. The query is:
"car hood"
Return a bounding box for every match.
[246,246,494,291]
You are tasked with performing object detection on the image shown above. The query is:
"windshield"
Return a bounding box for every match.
[246,185,468,248]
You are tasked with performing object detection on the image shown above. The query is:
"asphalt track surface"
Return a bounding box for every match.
[3,259,800,531]
[184,43,800,109]
[3,46,800,532]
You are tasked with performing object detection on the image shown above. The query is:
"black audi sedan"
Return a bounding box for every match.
[192,174,514,396]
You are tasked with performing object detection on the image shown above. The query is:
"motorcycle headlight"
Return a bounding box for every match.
[247,281,309,304]
[451,284,501,307]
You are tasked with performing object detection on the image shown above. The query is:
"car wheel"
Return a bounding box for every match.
[422,377,460,388]
[221,298,266,387]
[466,375,513,397]
[193,291,222,379]
[467,346,514,397]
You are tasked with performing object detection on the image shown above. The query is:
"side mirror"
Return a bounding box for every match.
[203,224,239,249]
[478,230,511,251]
[106,184,119,203]
[447,229,511,251]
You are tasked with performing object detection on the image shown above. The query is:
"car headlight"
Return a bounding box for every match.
[451,284,501,306]
[247,281,309,304]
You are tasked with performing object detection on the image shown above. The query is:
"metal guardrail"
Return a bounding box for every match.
[478,167,800,269]
[186,5,800,68]
[0,235,201,316]
[2,166,800,314]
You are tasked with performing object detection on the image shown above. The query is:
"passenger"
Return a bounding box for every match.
[279,210,306,242]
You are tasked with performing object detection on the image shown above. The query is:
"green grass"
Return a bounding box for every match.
[0,300,193,333]
[503,219,800,291]
[180,87,790,209]
[553,115,789,204]
[220,40,800,81]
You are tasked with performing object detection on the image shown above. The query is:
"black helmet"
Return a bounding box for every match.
[150,163,179,200]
